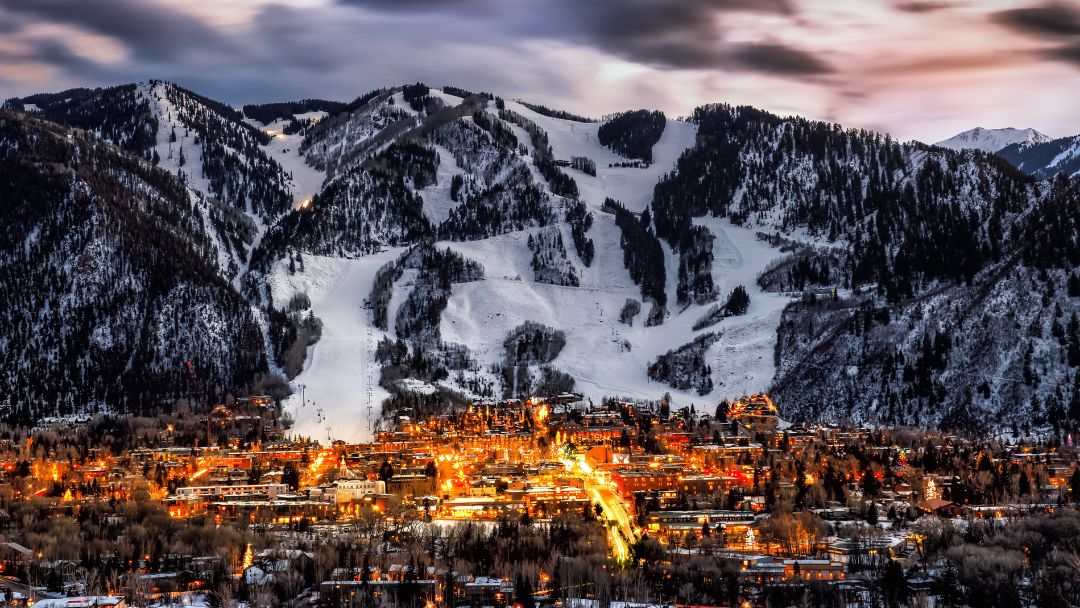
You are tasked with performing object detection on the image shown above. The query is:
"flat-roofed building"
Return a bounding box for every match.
[609,468,678,497]
[175,483,288,500]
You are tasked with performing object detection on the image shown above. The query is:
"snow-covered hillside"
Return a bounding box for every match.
[268,250,402,442]
[997,133,1080,179]
[257,114,329,208]
[7,80,1073,437]
[299,94,412,179]
[267,90,792,440]
[934,127,1051,153]
[0,111,266,418]
[486,100,698,213]
[438,218,789,408]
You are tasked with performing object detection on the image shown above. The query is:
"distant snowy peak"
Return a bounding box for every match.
[934,127,1052,153]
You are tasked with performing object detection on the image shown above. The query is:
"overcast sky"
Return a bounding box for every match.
[1,0,1079,142]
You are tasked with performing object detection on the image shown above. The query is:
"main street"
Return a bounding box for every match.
[588,483,638,562]
[561,455,639,562]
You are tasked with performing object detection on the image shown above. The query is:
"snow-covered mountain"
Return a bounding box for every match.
[997,134,1080,179]
[4,82,1080,439]
[935,127,1051,153]
[0,111,266,420]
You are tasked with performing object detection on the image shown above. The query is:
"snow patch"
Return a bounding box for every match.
[438,218,790,408]
[490,100,697,213]
[259,118,328,208]
[268,249,404,442]
[418,143,468,224]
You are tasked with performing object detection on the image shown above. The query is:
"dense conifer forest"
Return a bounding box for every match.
[0,112,266,420]
[5,79,1080,431]
[598,109,666,162]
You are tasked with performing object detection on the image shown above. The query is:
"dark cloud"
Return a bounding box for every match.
[337,0,478,10]
[993,2,1080,37]
[559,0,830,76]
[548,0,797,68]
[559,0,732,68]
[337,0,808,72]
[0,37,119,90]
[894,1,955,13]
[251,4,355,71]
[993,2,1080,72]
[24,40,102,72]
[2,0,231,60]
[730,42,832,76]
[1046,42,1080,65]
[0,11,28,34]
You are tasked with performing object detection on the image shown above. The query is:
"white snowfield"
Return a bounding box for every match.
[490,100,698,213]
[418,143,468,224]
[439,217,789,409]
[693,217,792,397]
[934,127,1051,153]
[269,250,403,442]
[259,114,329,208]
[276,90,793,442]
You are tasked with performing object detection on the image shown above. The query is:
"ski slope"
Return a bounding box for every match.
[268,249,403,442]
[259,114,329,208]
[492,100,698,213]
[461,100,788,405]
[142,82,242,278]
[418,143,467,223]
[267,91,793,440]
[439,217,791,408]
[693,217,793,399]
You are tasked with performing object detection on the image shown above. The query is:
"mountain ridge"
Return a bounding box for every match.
[0,110,269,421]
[3,80,1080,439]
[997,133,1080,180]
[935,126,1052,153]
